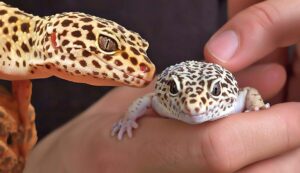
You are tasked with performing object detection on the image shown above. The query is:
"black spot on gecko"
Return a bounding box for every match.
[62,40,70,46]
[16,49,21,56]
[69,54,76,61]
[0,10,7,15]
[121,52,129,59]
[72,23,79,28]
[113,73,120,80]
[201,97,207,104]
[189,99,197,104]
[103,55,112,61]
[5,42,11,51]
[29,38,33,47]
[71,30,81,37]
[97,23,105,28]
[130,57,138,65]
[21,43,29,52]
[106,65,113,70]
[80,17,93,22]
[61,19,73,27]
[127,67,135,73]
[86,32,96,40]
[92,60,101,68]
[3,27,8,34]
[82,25,93,31]
[82,50,91,57]
[21,23,30,33]
[8,16,18,23]
[12,35,18,42]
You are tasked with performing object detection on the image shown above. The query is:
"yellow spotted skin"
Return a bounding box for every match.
[0,2,155,87]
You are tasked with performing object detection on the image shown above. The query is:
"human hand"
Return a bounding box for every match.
[23,0,300,172]
[205,0,300,172]
[205,0,300,102]
[23,82,300,173]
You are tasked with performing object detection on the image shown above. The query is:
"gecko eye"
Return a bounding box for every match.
[210,81,221,96]
[98,35,118,52]
[168,80,179,95]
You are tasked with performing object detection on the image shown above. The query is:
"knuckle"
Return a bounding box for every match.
[247,2,281,30]
[199,126,237,172]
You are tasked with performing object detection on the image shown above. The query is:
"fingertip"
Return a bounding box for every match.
[204,0,300,71]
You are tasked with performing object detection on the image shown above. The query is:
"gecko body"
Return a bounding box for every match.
[0,2,155,87]
[112,61,270,140]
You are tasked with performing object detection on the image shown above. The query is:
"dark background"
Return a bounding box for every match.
[2,0,226,139]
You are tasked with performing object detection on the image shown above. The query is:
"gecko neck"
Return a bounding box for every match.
[0,2,51,80]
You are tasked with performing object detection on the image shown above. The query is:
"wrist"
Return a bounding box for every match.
[23,126,67,173]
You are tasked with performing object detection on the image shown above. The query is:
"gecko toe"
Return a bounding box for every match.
[264,103,270,109]
[112,118,138,140]
[111,124,119,136]
[117,124,126,140]
[127,127,133,138]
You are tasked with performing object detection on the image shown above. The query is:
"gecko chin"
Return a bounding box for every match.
[179,112,213,124]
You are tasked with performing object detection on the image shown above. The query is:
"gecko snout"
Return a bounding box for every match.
[183,101,206,117]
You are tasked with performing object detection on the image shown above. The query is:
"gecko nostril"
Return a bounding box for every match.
[140,63,150,73]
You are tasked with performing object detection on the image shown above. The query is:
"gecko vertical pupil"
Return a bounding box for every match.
[98,35,118,52]
[169,80,178,95]
[211,81,221,96]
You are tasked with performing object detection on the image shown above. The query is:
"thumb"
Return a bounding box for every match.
[204,0,300,71]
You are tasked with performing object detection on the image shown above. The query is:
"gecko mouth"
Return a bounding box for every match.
[180,112,211,124]
[91,52,155,86]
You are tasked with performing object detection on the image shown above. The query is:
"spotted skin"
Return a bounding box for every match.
[0,2,155,87]
[112,61,270,140]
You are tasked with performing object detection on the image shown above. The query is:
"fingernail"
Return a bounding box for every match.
[206,30,239,62]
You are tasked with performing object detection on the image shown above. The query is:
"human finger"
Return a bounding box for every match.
[227,0,262,18]
[236,147,300,173]
[205,0,300,72]
[235,63,286,100]
[198,102,300,172]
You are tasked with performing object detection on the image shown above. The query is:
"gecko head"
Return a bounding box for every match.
[40,12,155,87]
[155,61,239,124]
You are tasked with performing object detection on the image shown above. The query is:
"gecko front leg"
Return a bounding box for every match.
[111,93,155,140]
[240,87,270,112]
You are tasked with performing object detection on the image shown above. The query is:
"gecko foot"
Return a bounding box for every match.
[111,118,138,140]
[245,103,270,112]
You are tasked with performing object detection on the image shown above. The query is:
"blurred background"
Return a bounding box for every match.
[2,0,226,139]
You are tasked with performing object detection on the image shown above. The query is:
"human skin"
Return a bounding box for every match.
[205,0,300,172]
[24,0,300,172]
